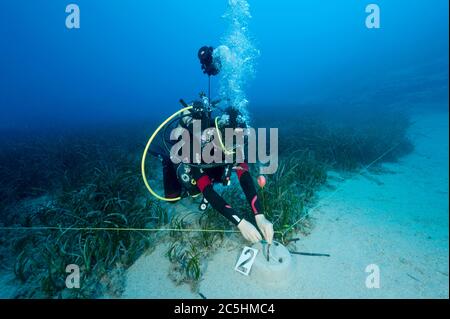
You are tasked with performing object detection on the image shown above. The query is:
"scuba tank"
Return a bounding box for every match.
[141,45,235,205]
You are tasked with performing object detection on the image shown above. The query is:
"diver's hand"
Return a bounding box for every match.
[255,215,274,244]
[237,219,262,243]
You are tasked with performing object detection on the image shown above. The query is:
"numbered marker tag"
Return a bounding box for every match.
[234,246,258,276]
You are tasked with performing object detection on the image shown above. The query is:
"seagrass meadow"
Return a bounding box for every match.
[1,0,447,300]
[0,106,413,297]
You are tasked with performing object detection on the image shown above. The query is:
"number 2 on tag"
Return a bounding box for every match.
[235,247,258,276]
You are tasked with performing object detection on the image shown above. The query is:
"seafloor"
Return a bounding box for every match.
[122,109,449,299]
[0,107,448,299]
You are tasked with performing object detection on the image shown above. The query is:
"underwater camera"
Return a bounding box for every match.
[141,43,249,203]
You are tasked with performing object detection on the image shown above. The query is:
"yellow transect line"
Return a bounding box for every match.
[0,124,400,245]
[282,141,402,235]
[0,226,283,236]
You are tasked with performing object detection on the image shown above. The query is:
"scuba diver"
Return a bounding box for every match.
[144,46,274,244]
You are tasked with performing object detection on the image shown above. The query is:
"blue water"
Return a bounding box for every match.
[0,0,448,129]
[0,0,448,299]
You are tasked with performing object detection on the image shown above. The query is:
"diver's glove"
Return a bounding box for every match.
[255,215,274,244]
[237,219,263,243]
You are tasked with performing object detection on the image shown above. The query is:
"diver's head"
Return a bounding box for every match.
[217,107,248,130]
[213,107,249,158]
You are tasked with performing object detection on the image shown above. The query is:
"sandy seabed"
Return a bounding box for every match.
[0,109,447,299]
[123,109,449,299]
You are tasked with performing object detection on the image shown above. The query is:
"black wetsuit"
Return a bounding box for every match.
[151,112,263,226]
[162,159,263,226]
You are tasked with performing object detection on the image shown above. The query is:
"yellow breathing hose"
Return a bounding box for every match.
[214,116,236,155]
[141,107,235,202]
[141,106,193,202]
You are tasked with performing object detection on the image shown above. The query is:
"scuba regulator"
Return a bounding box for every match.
[141,45,237,205]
